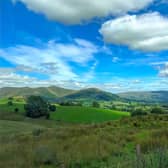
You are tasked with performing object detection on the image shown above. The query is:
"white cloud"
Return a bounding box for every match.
[0,39,98,81]
[99,12,168,52]
[112,57,120,63]
[0,72,35,87]
[159,62,168,77]
[13,0,153,24]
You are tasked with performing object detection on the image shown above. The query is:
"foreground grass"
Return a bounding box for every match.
[0,115,168,168]
[50,106,130,123]
[0,120,44,135]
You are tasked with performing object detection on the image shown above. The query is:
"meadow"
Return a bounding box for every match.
[0,97,168,168]
[50,106,130,123]
[0,115,168,168]
[0,98,129,123]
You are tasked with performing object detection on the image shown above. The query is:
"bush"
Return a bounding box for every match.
[7,101,13,106]
[131,108,147,117]
[92,101,100,108]
[59,101,82,106]
[151,107,164,114]
[14,108,19,113]
[49,104,56,112]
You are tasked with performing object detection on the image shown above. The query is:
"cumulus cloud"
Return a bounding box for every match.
[13,0,153,24]
[99,12,168,52]
[0,38,98,81]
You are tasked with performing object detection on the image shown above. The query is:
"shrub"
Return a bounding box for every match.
[14,108,19,113]
[131,108,147,117]
[7,101,13,106]
[34,146,57,166]
[151,107,164,114]
[49,104,56,112]
[92,101,100,108]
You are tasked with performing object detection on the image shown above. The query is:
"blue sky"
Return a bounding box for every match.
[0,0,168,92]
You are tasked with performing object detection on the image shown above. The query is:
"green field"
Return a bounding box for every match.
[0,97,168,167]
[50,106,130,123]
[0,98,130,123]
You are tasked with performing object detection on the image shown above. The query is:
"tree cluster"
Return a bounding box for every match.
[25,96,56,118]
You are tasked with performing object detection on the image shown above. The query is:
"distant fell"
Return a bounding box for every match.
[61,88,121,101]
[0,86,75,98]
[118,91,168,103]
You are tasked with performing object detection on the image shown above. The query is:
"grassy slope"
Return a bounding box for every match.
[0,86,75,98]
[61,88,121,102]
[0,115,167,167]
[50,106,130,123]
[0,98,167,167]
[0,120,44,135]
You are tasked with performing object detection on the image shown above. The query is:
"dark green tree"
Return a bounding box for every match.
[131,108,147,116]
[14,108,19,113]
[49,104,56,112]
[7,101,13,106]
[92,101,100,108]
[151,107,164,114]
[25,96,49,118]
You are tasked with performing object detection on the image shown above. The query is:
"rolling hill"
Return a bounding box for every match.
[118,91,168,103]
[0,86,75,99]
[0,87,122,102]
[61,88,121,101]
[1,86,168,103]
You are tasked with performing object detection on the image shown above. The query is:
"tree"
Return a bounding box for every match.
[49,104,56,112]
[151,107,164,114]
[131,108,147,117]
[7,101,13,106]
[25,96,49,118]
[8,97,13,101]
[14,108,19,113]
[92,101,100,108]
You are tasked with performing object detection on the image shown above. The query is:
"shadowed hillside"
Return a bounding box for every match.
[61,88,121,101]
[0,86,75,99]
[118,91,168,103]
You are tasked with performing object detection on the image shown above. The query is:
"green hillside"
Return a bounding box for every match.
[118,91,168,103]
[61,88,121,101]
[0,86,75,99]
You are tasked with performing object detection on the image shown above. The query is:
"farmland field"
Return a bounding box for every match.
[50,106,130,123]
[0,98,130,123]
[0,97,168,168]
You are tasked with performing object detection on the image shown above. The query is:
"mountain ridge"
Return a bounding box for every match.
[118,91,168,103]
[0,86,75,98]
[0,86,168,103]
